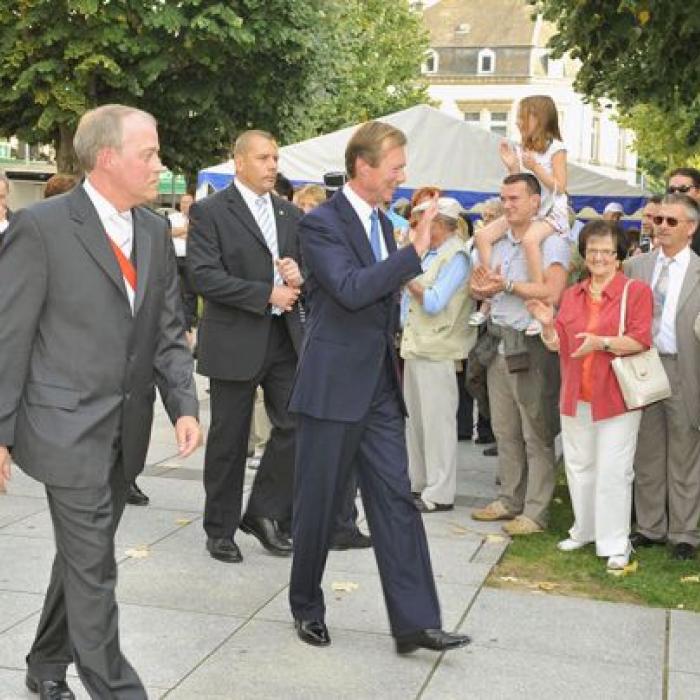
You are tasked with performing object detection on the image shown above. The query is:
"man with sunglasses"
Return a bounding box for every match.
[624,193,700,561]
[666,168,700,254]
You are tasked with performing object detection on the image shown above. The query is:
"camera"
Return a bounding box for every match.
[639,234,651,253]
[323,171,347,198]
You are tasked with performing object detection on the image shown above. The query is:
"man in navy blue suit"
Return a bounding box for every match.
[288,121,472,654]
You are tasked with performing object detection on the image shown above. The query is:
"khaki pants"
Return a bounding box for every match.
[486,343,560,526]
[405,358,458,505]
[634,357,700,546]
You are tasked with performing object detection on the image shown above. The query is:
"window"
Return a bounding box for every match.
[478,48,495,75]
[464,111,480,125]
[590,116,600,162]
[422,49,438,74]
[490,111,508,136]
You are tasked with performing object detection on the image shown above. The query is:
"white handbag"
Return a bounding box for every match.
[611,280,671,409]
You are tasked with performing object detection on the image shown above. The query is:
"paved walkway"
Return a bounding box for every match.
[1,377,699,699]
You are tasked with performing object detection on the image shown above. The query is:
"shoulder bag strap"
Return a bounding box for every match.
[618,279,633,337]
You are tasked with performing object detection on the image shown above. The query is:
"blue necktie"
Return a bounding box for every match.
[369,209,382,261]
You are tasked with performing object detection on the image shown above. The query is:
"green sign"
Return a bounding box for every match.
[158,170,187,195]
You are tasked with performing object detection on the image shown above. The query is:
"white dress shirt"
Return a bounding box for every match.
[235,178,278,249]
[168,211,188,257]
[342,183,388,261]
[83,178,136,312]
[651,245,691,353]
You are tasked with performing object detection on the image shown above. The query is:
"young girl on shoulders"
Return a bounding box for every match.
[470,95,570,333]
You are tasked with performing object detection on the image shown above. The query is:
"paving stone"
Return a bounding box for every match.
[464,588,665,670]
[0,535,54,593]
[668,671,700,700]
[421,508,505,539]
[0,469,46,499]
[126,474,205,512]
[669,610,700,674]
[117,546,291,618]
[257,568,477,635]
[0,590,43,634]
[423,644,663,700]
[0,494,48,529]
[167,619,435,700]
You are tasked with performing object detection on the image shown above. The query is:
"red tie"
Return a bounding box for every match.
[107,236,137,294]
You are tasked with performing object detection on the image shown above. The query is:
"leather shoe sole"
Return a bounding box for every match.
[26,672,75,699]
[295,619,331,646]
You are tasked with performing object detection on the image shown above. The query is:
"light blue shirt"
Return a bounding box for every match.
[401,240,470,326]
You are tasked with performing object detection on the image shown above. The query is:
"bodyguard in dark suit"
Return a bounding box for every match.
[288,121,471,654]
[0,105,201,699]
[188,130,303,562]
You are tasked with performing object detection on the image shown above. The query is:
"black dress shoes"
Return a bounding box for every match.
[126,481,149,506]
[295,619,331,646]
[206,537,243,563]
[630,532,664,548]
[483,445,498,457]
[330,529,372,550]
[672,542,696,561]
[26,673,75,699]
[395,629,472,655]
[475,434,495,445]
[239,515,292,556]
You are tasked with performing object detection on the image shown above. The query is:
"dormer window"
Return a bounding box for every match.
[478,48,495,74]
[455,23,471,35]
[422,49,438,74]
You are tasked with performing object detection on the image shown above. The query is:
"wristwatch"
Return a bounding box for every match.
[504,279,515,294]
[602,337,612,352]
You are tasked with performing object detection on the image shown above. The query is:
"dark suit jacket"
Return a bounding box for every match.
[0,187,198,487]
[288,190,423,423]
[187,184,303,380]
[0,208,12,248]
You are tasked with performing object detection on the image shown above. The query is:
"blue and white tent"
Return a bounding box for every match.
[197,105,647,215]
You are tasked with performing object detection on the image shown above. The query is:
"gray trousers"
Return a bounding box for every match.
[26,456,146,699]
[486,342,560,526]
[634,356,700,546]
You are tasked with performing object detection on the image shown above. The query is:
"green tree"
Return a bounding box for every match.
[0,1,429,185]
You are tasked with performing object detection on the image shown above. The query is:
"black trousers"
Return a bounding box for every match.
[176,256,198,331]
[204,317,296,538]
[27,455,146,699]
[290,361,441,636]
[457,367,494,441]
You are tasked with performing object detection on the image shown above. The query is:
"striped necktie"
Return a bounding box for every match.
[256,196,283,314]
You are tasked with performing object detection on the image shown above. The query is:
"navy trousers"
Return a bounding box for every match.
[289,365,441,637]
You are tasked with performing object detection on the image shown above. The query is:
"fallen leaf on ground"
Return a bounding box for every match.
[175,518,192,526]
[331,581,359,593]
[499,576,519,583]
[125,546,150,559]
[486,534,506,543]
[536,581,559,591]
[680,575,700,584]
[449,524,469,535]
[608,560,638,577]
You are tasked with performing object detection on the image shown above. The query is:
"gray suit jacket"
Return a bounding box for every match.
[0,186,198,487]
[625,249,700,426]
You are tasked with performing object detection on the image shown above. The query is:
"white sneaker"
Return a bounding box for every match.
[468,311,487,327]
[607,550,631,570]
[557,538,591,552]
[524,319,542,336]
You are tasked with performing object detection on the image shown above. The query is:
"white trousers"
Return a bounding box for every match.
[405,358,458,505]
[561,402,641,556]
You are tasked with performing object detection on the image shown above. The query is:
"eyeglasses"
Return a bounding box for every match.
[652,215,694,227]
[585,249,617,260]
[667,185,697,194]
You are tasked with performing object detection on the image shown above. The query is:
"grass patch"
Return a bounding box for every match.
[488,470,700,612]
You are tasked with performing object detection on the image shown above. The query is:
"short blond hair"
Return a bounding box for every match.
[345,121,406,179]
[294,184,326,210]
[73,104,156,171]
[233,129,276,157]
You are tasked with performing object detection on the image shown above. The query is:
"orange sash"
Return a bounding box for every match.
[107,236,137,293]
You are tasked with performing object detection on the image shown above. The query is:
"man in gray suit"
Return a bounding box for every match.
[625,193,700,561]
[0,105,201,698]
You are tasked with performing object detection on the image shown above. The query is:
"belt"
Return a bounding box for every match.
[658,353,678,359]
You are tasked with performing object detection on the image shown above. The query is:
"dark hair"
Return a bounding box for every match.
[44,173,78,198]
[577,220,628,260]
[274,172,294,201]
[502,172,541,196]
[667,167,700,187]
[646,194,663,205]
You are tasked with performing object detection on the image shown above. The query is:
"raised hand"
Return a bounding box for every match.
[499,140,519,173]
[409,195,438,257]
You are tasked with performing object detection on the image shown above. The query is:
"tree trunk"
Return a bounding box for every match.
[55,123,79,174]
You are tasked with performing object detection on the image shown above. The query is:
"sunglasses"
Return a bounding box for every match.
[652,215,694,227]
[667,184,697,194]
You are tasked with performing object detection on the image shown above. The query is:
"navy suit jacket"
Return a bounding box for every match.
[288,190,423,422]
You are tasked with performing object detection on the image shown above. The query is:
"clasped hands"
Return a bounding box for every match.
[269,257,303,312]
[470,264,507,298]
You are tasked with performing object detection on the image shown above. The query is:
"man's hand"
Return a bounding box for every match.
[276,258,303,288]
[175,416,202,458]
[409,195,439,257]
[269,285,301,311]
[570,332,600,359]
[0,446,11,494]
[470,264,506,298]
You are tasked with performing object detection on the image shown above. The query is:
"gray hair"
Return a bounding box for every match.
[662,193,700,223]
[73,104,156,171]
[233,130,276,157]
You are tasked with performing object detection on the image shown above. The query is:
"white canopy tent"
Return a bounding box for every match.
[197,105,647,215]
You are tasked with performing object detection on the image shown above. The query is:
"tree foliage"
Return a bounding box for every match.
[0,1,429,184]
